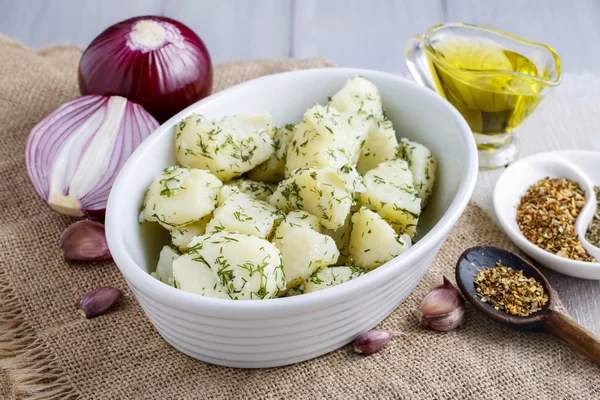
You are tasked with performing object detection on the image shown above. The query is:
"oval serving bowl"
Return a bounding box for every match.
[105,68,478,368]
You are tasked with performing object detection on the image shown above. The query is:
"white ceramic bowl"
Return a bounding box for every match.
[494,150,600,280]
[105,68,478,368]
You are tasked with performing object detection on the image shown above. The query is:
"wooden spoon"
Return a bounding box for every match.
[455,246,600,364]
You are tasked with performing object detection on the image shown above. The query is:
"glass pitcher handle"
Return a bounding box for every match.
[405,34,436,91]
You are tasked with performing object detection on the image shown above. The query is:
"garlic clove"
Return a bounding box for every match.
[78,287,122,318]
[352,330,394,355]
[420,307,465,331]
[59,220,112,261]
[418,276,465,331]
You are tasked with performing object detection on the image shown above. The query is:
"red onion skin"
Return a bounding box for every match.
[78,16,213,123]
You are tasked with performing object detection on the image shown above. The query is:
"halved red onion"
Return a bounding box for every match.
[26,95,158,219]
[78,16,213,123]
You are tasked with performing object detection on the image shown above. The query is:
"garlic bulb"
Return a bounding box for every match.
[418,276,465,331]
[26,95,158,219]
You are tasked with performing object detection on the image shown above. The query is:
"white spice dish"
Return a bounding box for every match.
[493,150,600,280]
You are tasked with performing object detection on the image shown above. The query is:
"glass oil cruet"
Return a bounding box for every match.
[406,23,561,169]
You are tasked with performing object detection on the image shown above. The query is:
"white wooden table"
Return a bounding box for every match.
[1,0,599,334]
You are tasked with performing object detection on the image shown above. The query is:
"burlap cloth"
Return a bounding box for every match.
[0,36,598,400]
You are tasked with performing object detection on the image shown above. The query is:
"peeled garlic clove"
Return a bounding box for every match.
[78,287,122,318]
[59,220,111,261]
[418,276,465,331]
[352,330,394,355]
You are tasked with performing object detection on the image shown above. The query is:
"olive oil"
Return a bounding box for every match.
[426,37,547,135]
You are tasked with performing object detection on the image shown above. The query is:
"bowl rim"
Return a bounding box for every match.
[493,150,600,278]
[105,67,479,316]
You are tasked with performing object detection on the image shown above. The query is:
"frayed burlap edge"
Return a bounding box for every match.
[0,268,79,400]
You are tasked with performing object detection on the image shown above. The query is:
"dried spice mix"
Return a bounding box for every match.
[474,262,549,316]
[516,177,595,262]
[585,186,600,248]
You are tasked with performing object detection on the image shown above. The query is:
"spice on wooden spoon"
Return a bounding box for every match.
[456,246,600,365]
[474,261,548,317]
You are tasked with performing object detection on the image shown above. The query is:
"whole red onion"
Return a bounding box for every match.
[78,16,212,122]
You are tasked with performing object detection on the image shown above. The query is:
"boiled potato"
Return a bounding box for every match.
[356,117,399,174]
[218,179,277,206]
[153,245,180,286]
[397,138,437,207]
[247,124,295,182]
[349,207,412,270]
[147,76,438,301]
[173,232,286,300]
[139,166,222,229]
[284,210,322,232]
[207,193,283,239]
[279,286,305,297]
[330,76,384,117]
[322,213,352,265]
[339,164,366,203]
[175,113,274,181]
[303,265,364,293]
[269,166,352,230]
[171,253,230,300]
[360,159,421,237]
[170,213,212,252]
[273,214,339,287]
[285,105,369,175]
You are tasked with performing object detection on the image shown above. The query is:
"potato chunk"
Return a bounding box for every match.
[139,166,222,229]
[173,232,286,300]
[285,105,369,175]
[322,213,352,265]
[357,118,399,174]
[330,76,384,117]
[207,193,283,239]
[397,138,437,207]
[175,113,274,181]
[153,245,180,286]
[339,164,366,203]
[171,254,230,300]
[349,207,412,270]
[303,265,364,293]
[247,124,295,182]
[360,159,421,237]
[169,214,212,252]
[273,214,339,287]
[269,166,352,230]
[283,210,322,232]
[217,179,277,206]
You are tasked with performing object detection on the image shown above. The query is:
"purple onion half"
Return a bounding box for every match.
[25,95,158,219]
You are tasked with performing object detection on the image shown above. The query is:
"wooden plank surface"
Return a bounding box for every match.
[0,0,598,334]
[292,0,445,72]
[445,0,600,74]
[162,0,292,62]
